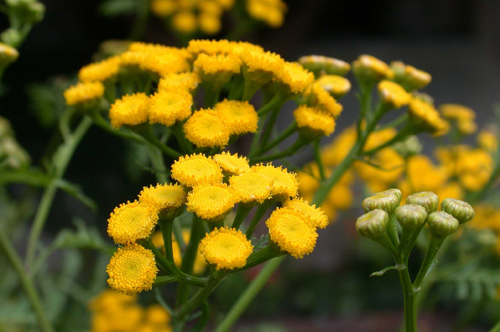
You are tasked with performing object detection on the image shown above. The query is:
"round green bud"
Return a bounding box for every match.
[0,29,22,49]
[406,191,439,213]
[441,198,475,224]
[395,204,427,229]
[393,135,423,158]
[362,189,402,214]
[356,209,389,240]
[427,211,459,237]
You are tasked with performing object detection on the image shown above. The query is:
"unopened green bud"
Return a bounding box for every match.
[395,204,427,229]
[1,29,22,48]
[0,117,14,139]
[406,191,439,213]
[362,189,402,214]
[356,209,389,240]
[427,211,459,237]
[298,55,351,77]
[27,1,45,23]
[441,198,475,224]
[352,55,395,85]
[393,135,422,158]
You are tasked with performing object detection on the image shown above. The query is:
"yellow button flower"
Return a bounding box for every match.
[213,99,258,136]
[187,39,235,56]
[107,200,159,245]
[439,103,477,135]
[316,75,351,99]
[171,154,224,187]
[194,53,241,90]
[109,93,150,129]
[285,198,329,229]
[199,227,253,270]
[391,61,432,91]
[229,171,274,204]
[377,80,411,109]
[477,130,498,152]
[145,304,171,326]
[186,183,238,221]
[276,61,314,94]
[251,164,299,199]
[294,105,336,139]
[306,82,343,118]
[353,54,394,82]
[199,13,221,35]
[266,207,318,259]
[138,183,186,215]
[213,152,250,176]
[78,56,121,82]
[150,0,177,17]
[408,98,449,136]
[172,11,197,34]
[106,244,159,295]
[183,109,231,148]
[240,50,285,84]
[148,90,192,127]
[64,81,104,106]
[246,0,287,28]
[158,72,200,92]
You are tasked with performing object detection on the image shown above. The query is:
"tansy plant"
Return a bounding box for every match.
[356,189,475,332]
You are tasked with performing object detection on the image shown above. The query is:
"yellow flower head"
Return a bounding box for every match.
[275,61,314,94]
[171,229,207,274]
[199,13,221,35]
[353,54,394,82]
[240,50,285,84]
[148,90,192,127]
[408,98,449,136]
[298,55,351,76]
[199,227,253,270]
[158,72,200,92]
[0,42,19,65]
[186,183,238,221]
[199,0,224,16]
[138,183,186,215]
[214,0,235,10]
[151,0,177,16]
[377,80,411,109]
[213,99,258,135]
[78,56,121,83]
[127,42,192,62]
[294,105,336,139]
[391,61,432,91]
[107,200,159,245]
[194,53,241,90]
[266,207,318,258]
[171,154,223,187]
[246,0,287,27]
[285,198,329,229]
[145,304,171,325]
[183,109,231,148]
[109,93,150,129]
[172,11,197,34]
[229,172,274,204]
[120,50,190,77]
[306,82,343,118]
[252,164,299,199]
[477,130,498,152]
[64,82,104,106]
[316,75,351,99]
[187,39,234,56]
[439,104,477,135]
[106,244,158,295]
[88,289,137,312]
[321,125,357,167]
[213,152,250,176]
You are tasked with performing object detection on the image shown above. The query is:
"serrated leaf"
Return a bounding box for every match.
[252,234,269,250]
[370,265,398,277]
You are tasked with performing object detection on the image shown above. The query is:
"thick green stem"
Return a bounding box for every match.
[89,112,146,144]
[394,254,417,332]
[26,117,92,267]
[259,108,281,150]
[254,122,297,157]
[159,218,175,262]
[232,204,253,230]
[214,256,286,332]
[313,140,326,180]
[251,138,307,164]
[256,94,286,117]
[0,229,54,332]
[235,245,283,271]
[154,275,178,286]
[245,201,274,238]
[171,124,193,154]
[204,86,220,108]
[413,235,445,291]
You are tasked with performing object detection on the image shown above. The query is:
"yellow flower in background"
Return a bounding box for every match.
[246,0,287,27]
[285,198,329,229]
[151,0,177,16]
[252,164,299,199]
[306,82,343,118]
[148,90,192,127]
[364,127,397,151]
[276,61,315,94]
[64,81,104,106]
[439,103,477,135]
[199,227,253,270]
[355,148,404,193]
[107,200,159,245]
[390,61,432,91]
[78,56,120,82]
[408,97,449,136]
[199,13,222,34]
[316,75,351,99]
[213,152,251,176]
[377,80,411,109]
[240,50,285,84]
[194,53,241,89]
[145,304,171,326]
[266,207,318,259]
[293,105,336,139]
[109,93,150,129]
[477,130,498,152]
[127,42,192,62]
[353,54,394,82]
[187,39,235,56]
[455,149,494,191]
[324,181,354,211]
[468,205,500,231]
[298,55,351,77]
[321,126,357,167]
[213,99,259,135]
[158,72,200,92]
[120,46,190,77]
[183,109,231,148]
[171,154,224,187]
[172,11,198,33]
[229,171,274,204]
[138,183,186,214]
[106,244,159,295]
[186,183,238,221]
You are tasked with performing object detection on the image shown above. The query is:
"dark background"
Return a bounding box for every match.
[1,1,500,329]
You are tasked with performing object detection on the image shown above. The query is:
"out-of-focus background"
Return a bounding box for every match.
[2,1,500,331]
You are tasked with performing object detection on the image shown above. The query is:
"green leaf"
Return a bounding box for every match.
[0,168,51,186]
[54,179,97,211]
[370,265,399,277]
[51,218,114,254]
[99,0,136,17]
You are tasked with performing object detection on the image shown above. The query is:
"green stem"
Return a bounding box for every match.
[129,0,150,40]
[251,138,307,164]
[254,122,297,157]
[214,256,286,332]
[394,254,417,332]
[191,301,210,332]
[245,201,274,238]
[0,229,54,332]
[375,113,409,131]
[89,112,146,144]
[313,140,326,180]
[490,320,500,332]
[159,218,175,262]
[413,235,446,292]
[256,94,286,117]
[466,158,500,204]
[363,124,415,156]
[26,117,92,268]
[136,125,182,159]
[232,204,253,230]
[259,108,281,151]
[204,86,220,108]
[235,245,283,271]
[154,275,178,286]
[147,145,168,183]
[171,124,193,154]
